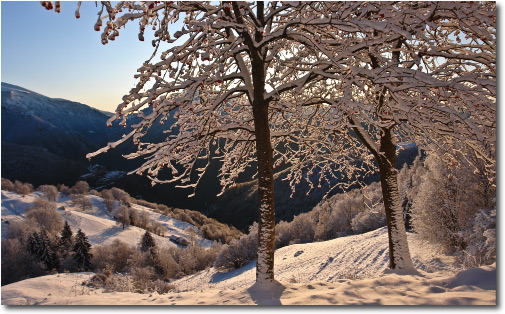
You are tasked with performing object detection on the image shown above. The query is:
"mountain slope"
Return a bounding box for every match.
[1,142,88,186]
[207,145,420,231]
[1,82,115,161]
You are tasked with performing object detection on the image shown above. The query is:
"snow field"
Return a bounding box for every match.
[1,190,496,305]
[1,190,212,249]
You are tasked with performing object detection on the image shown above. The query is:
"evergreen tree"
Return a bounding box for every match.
[60,221,73,256]
[140,230,155,253]
[72,229,92,271]
[32,231,60,270]
[26,231,41,257]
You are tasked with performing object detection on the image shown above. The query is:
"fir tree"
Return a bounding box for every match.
[60,221,73,254]
[33,231,59,270]
[26,232,41,257]
[140,230,155,253]
[72,229,92,271]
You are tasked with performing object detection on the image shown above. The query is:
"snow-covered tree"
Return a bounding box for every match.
[72,181,89,195]
[463,208,496,268]
[273,1,496,270]
[411,152,491,252]
[72,194,93,211]
[37,185,59,202]
[72,229,93,271]
[114,205,130,230]
[26,198,64,235]
[46,1,355,283]
[46,1,495,275]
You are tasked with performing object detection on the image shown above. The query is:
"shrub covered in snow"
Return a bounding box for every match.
[1,238,44,286]
[37,184,59,202]
[26,197,64,236]
[1,178,15,192]
[72,181,89,195]
[351,210,386,234]
[11,180,34,196]
[463,208,496,268]
[214,223,258,269]
[91,239,136,273]
[411,154,489,252]
[275,212,315,249]
[71,194,93,211]
[152,203,242,244]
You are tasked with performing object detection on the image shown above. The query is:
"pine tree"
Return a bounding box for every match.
[37,231,59,270]
[140,230,155,253]
[26,232,41,257]
[72,229,92,271]
[60,221,73,255]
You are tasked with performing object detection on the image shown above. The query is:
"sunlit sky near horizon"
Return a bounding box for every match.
[1,1,179,113]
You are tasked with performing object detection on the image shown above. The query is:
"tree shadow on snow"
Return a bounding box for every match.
[87,226,123,243]
[211,261,257,284]
[247,279,286,306]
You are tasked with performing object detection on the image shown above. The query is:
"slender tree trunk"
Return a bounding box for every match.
[252,102,276,283]
[378,127,415,270]
[250,51,276,283]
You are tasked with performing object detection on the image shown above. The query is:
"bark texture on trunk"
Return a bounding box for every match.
[378,127,415,270]
[252,98,276,283]
[251,41,276,283]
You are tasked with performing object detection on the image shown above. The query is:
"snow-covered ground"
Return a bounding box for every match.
[1,202,496,305]
[1,190,212,248]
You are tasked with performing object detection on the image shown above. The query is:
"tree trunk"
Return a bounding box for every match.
[252,98,276,283]
[378,127,415,270]
[250,42,276,282]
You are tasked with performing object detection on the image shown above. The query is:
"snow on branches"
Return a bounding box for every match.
[277,1,496,186]
[55,1,354,196]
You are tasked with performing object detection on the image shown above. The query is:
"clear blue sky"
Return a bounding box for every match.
[1,1,176,112]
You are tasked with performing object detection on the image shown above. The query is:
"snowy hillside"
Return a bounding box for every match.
[1,82,113,142]
[1,225,496,305]
[1,190,212,249]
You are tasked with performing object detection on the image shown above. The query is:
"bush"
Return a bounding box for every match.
[214,223,257,270]
[136,199,158,210]
[91,239,136,273]
[6,220,39,240]
[1,239,43,285]
[275,212,315,249]
[411,154,481,252]
[463,208,496,268]
[101,189,116,212]
[37,185,59,202]
[13,180,33,196]
[71,194,93,211]
[59,184,72,196]
[111,187,131,206]
[89,189,101,196]
[1,178,14,192]
[72,181,89,195]
[26,198,63,235]
[351,209,386,234]
[150,220,167,236]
